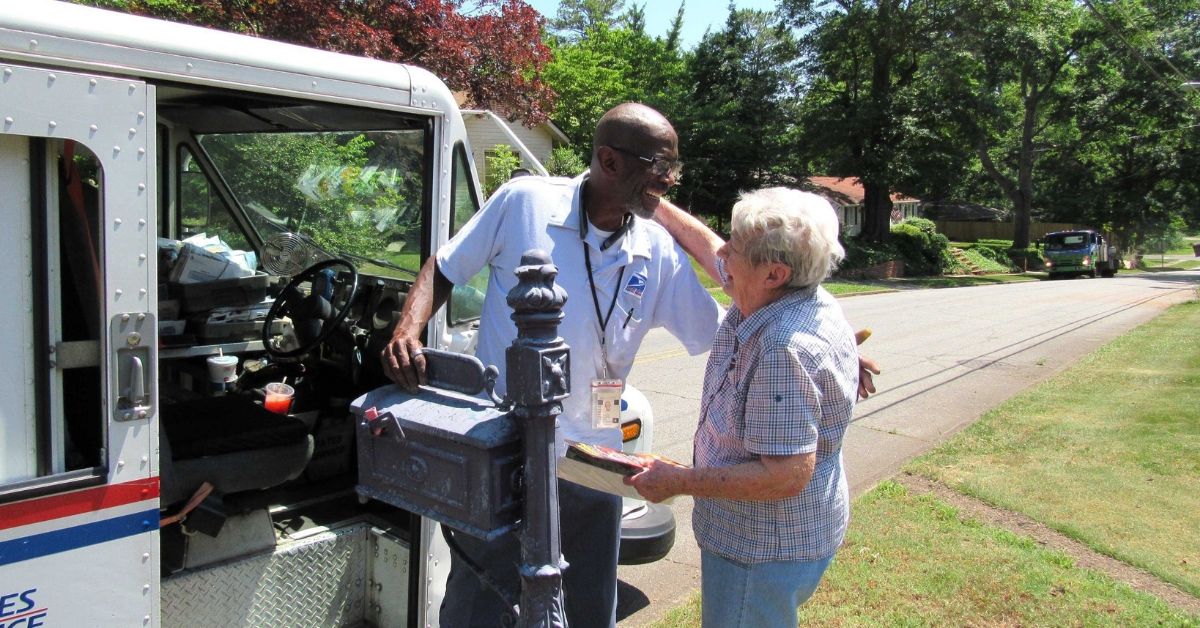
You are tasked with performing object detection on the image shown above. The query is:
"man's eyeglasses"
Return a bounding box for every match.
[607,145,683,179]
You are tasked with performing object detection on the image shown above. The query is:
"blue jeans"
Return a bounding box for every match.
[701,550,834,628]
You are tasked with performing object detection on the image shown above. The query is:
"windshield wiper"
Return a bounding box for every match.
[338,251,418,278]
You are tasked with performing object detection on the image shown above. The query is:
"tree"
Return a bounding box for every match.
[543,24,689,151]
[71,0,555,125]
[1034,0,1200,252]
[550,0,626,40]
[934,0,1097,249]
[673,6,802,220]
[783,0,956,242]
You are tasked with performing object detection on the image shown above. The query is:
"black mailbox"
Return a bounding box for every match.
[351,356,523,541]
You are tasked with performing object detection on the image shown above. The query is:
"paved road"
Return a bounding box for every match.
[615,270,1199,626]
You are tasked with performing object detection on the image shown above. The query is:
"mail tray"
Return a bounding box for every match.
[179,272,275,313]
[351,386,523,540]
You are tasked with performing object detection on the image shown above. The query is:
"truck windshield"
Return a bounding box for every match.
[1044,233,1089,251]
[196,124,428,280]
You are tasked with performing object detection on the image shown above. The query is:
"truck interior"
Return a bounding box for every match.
[35,80,482,617]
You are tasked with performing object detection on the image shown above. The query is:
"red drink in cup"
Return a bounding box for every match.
[264,382,294,415]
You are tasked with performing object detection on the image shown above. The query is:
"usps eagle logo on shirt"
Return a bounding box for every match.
[624,272,647,298]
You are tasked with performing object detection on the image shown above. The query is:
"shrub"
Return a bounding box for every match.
[545,146,587,177]
[890,218,949,276]
[484,144,521,197]
[841,237,902,270]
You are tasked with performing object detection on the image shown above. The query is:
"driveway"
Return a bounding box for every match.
[616,270,1199,626]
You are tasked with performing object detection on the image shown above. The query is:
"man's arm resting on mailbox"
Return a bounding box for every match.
[382,255,454,391]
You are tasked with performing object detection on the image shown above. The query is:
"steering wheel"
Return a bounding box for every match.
[263,258,359,359]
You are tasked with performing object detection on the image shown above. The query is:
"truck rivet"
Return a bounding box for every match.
[138,112,145,120]
[186,63,194,71]
[116,289,124,298]
[3,68,11,78]
[138,183,146,191]
[114,217,122,226]
[90,124,98,133]
[4,117,13,125]
[47,73,55,84]
[142,455,149,463]
[118,460,125,467]
[138,218,146,227]
[29,39,38,49]
[143,553,150,561]
[113,145,121,154]
[48,121,56,129]
[122,313,130,321]
[137,312,146,320]
[89,79,98,87]
[139,288,147,297]
[143,584,150,593]
[129,127,136,136]
[138,148,146,156]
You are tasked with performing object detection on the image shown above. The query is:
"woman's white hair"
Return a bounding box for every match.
[730,187,845,290]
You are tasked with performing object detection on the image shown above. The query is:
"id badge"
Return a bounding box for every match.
[591,379,624,429]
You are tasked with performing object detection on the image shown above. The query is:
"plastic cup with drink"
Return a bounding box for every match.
[206,351,239,395]
[264,381,295,415]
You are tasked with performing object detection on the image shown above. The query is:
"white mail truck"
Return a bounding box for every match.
[0,2,671,626]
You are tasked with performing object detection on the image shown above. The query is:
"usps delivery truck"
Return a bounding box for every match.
[0,2,671,626]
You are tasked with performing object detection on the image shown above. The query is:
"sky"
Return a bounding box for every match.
[523,0,781,50]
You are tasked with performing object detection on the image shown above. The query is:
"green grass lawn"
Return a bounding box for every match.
[652,300,1200,627]
[654,478,1195,627]
[909,300,1200,598]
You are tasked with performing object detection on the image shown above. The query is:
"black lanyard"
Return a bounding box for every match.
[578,197,630,366]
[583,245,626,346]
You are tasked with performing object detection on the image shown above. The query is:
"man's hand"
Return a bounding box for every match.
[858,355,880,400]
[854,328,880,400]
[381,328,428,393]
[624,459,687,504]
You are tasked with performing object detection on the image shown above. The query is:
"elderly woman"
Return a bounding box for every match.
[628,187,859,627]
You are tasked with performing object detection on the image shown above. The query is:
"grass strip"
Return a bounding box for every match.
[910,300,1200,598]
[653,480,1196,627]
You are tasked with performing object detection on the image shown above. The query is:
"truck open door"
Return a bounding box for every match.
[0,63,158,625]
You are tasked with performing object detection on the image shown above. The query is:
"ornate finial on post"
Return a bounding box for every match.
[506,249,569,628]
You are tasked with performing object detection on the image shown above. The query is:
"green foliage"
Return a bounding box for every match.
[545,146,588,177]
[840,237,902,269]
[484,145,522,197]
[890,218,950,276]
[945,247,1010,275]
[199,130,425,262]
[544,25,688,150]
[672,7,802,219]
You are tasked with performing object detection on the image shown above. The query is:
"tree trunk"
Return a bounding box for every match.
[861,181,894,242]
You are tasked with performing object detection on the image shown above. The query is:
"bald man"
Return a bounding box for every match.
[382,103,721,627]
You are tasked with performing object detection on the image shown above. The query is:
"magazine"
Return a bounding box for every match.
[557,440,687,501]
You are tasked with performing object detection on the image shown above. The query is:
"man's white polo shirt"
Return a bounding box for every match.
[436,173,721,452]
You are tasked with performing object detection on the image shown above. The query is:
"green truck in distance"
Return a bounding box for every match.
[1040,230,1121,279]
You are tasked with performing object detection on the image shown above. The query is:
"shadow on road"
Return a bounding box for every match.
[616,579,651,622]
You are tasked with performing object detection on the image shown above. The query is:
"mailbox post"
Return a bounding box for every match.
[506,250,571,628]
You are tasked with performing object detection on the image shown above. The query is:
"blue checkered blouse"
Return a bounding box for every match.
[692,286,859,563]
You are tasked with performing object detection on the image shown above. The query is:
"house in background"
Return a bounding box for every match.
[461,107,570,181]
[805,176,921,237]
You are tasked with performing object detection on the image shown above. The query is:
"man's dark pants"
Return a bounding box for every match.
[439,479,622,627]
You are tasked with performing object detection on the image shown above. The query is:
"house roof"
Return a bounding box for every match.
[455,91,570,144]
[805,176,918,206]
